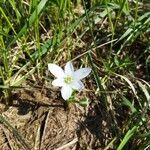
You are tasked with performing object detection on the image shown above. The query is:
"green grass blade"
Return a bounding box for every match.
[0,6,17,35]
[117,126,137,150]
[8,0,48,47]
[122,96,137,113]
[8,0,21,23]
[82,0,107,108]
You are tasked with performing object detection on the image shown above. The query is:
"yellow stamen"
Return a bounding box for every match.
[64,75,73,84]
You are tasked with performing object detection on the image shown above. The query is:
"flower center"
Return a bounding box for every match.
[64,75,73,84]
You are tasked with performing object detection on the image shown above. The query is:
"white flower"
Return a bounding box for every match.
[48,61,91,100]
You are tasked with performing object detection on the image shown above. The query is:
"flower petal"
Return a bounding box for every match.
[61,85,73,100]
[48,64,65,78]
[65,61,74,75]
[52,78,65,87]
[71,81,84,91]
[74,68,91,80]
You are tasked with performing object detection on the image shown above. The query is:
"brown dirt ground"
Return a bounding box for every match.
[0,84,118,150]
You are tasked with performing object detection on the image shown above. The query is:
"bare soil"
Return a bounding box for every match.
[0,83,118,150]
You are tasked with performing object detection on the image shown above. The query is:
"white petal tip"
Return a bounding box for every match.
[48,63,53,71]
[48,63,65,78]
[61,86,73,100]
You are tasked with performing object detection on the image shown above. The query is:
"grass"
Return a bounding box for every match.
[0,0,150,149]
